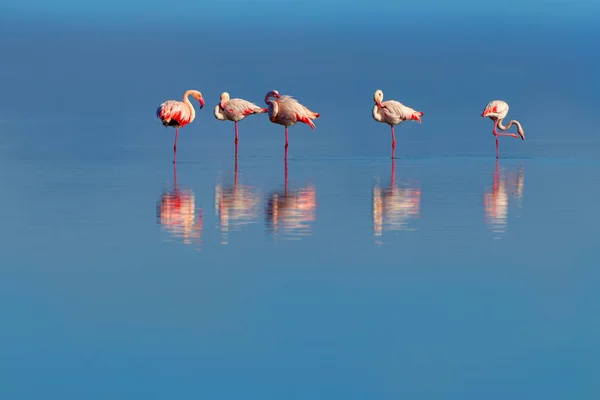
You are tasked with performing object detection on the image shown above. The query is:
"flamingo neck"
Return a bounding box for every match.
[267,100,278,119]
[372,104,384,122]
[498,118,524,137]
[183,90,198,120]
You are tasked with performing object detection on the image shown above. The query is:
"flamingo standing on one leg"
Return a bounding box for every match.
[372,89,424,159]
[157,90,205,163]
[214,92,267,156]
[264,90,320,160]
[481,100,525,159]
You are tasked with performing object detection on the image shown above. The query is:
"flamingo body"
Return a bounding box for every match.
[481,100,509,120]
[372,89,423,158]
[157,100,194,128]
[372,100,424,126]
[214,93,267,123]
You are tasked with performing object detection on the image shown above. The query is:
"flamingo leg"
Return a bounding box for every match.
[493,121,499,159]
[173,128,179,163]
[284,126,289,160]
[234,121,239,145]
[496,133,520,139]
[391,125,396,159]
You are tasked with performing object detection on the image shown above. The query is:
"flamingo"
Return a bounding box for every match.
[214,92,267,155]
[156,90,205,163]
[372,89,424,159]
[264,90,320,160]
[481,100,525,159]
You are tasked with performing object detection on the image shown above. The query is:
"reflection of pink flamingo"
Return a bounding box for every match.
[481,100,525,159]
[265,160,317,238]
[483,160,525,238]
[157,90,205,163]
[372,159,421,238]
[372,89,424,159]
[264,90,320,160]
[213,92,267,155]
[157,163,203,246]
[214,156,261,245]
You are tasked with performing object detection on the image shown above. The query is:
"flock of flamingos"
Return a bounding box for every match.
[156,87,526,248]
[157,89,526,161]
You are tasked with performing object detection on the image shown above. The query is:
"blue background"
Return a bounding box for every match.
[1,1,599,399]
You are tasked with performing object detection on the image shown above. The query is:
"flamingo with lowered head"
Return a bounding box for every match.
[481,100,525,159]
[264,90,320,160]
[372,89,424,159]
[157,89,205,163]
[214,92,267,154]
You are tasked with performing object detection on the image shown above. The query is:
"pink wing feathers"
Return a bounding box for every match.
[157,100,193,127]
[223,98,267,118]
[277,95,320,129]
[481,100,508,118]
[382,100,423,124]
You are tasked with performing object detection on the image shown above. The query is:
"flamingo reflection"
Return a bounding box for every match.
[373,159,421,239]
[214,156,261,245]
[265,160,317,239]
[156,163,203,246]
[483,160,524,238]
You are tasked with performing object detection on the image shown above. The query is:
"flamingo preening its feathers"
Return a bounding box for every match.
[264,89,320,160]
[214,92,267,155]
[372,89,424,159]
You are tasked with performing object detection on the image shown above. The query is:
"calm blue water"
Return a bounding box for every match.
[1,13,600,399]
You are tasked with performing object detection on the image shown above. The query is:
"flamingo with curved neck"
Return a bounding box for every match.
[481,100,525,159]
[157,90,205,163]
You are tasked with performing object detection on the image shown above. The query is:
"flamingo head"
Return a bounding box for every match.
[191,91,205,109]
[264,90,281,104]
[373,89,384,108]
[220,92,230,108]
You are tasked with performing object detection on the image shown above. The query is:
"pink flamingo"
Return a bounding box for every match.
[481,100,525,159]
[156,90,205,163]
[372,89,424,159]
[264,90,320,160]
[214,92,267,155]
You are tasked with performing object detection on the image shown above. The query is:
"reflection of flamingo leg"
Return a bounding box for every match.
[390,158,396,190]
[284,159,289,196]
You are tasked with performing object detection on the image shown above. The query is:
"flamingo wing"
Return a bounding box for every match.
[482,100,508,118]
[381,100,422,123]
[226,98,265,116]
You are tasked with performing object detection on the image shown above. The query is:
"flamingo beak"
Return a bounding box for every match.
[376,100,383,108]
[199,97,205,109]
